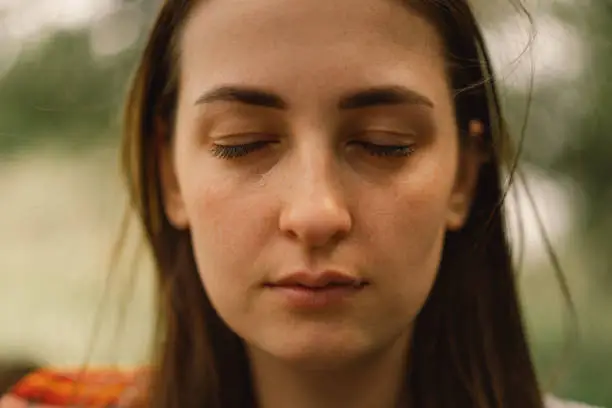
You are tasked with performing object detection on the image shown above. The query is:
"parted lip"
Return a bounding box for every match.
[268,270,367,288]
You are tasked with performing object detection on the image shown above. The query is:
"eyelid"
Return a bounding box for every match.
[211,132,278,144]
[356,129,416,142]
[206,113,282,140]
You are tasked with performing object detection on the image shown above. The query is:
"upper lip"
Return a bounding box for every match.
[269,270,367,288]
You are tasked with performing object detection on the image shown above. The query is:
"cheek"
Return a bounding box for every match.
[177,165,276,308]
[362,192,446,308]
[360,156,457,311]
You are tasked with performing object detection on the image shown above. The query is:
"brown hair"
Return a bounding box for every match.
[120,0,544,407]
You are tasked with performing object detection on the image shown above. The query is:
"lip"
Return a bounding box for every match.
[269,270,367,288]
[265,270,368,309]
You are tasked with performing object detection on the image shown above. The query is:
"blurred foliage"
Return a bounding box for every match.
[552,2,612,266]
[488,1,612,283]
[0,29,141,152]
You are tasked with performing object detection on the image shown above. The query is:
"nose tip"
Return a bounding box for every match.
[279,196,352,248]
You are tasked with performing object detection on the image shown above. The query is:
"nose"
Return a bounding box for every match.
[278,155,352,249]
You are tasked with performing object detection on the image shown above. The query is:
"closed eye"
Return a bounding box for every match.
[350,141,415,158]
[209,137,415,160]
[210,140,274,159]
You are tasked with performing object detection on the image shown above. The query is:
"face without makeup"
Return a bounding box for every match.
[161,0,479,369]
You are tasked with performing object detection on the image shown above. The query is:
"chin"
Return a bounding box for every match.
[276,347,367,371]
[255,328,377,370]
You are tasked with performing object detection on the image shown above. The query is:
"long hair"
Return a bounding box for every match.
[120,1,544,407]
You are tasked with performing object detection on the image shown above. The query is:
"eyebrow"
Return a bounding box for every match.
[194,85,435,110]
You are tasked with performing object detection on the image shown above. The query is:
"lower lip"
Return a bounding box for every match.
[267,284,366,308]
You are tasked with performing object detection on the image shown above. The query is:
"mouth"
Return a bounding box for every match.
[266,282,369,292]
[264,270,369,308]
[267,270,369,289]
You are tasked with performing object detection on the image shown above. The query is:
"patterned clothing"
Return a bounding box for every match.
[0,368,143,408]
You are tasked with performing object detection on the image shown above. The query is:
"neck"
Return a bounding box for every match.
[247,333,411,408]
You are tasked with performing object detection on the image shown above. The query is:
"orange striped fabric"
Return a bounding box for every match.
[0,368,145,407]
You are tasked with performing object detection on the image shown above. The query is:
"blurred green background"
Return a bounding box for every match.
[0,0,610,406]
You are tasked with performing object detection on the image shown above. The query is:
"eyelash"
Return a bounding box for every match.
[350,141,415,157]
[210,141,271,159]
[209,140,415,160]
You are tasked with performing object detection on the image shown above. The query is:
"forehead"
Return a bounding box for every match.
[179,0,449,106]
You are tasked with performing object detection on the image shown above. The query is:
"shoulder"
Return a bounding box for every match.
[545,394,606,408]
[0,367,147,408]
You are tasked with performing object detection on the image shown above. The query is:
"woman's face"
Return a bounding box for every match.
[162,0,478,367]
